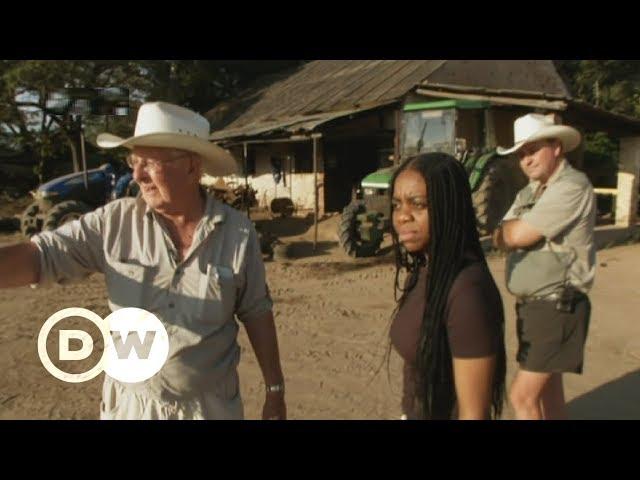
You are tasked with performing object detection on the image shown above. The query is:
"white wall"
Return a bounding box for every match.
[616,137,640,227]
[202,148,321,212]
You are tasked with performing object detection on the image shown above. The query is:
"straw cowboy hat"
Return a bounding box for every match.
[497,113,582,156]
[96,101,238,176]
[210,177,230,192]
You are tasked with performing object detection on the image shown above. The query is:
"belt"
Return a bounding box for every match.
[516,292,562,305]
[516,289,587,305]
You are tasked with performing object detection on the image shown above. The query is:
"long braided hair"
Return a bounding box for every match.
[390,152,506,419]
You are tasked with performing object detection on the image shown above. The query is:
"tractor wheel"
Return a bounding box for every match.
[125,179,139,197]
[338,200,382,258]
[20,201,43,238]
[270,197,295,218]
[472,157,526,236]
[42,200,93,231]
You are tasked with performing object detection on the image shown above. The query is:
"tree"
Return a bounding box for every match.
[139,60,305,114]
[0,60,152,182]
[556,60,640,117]
[0,60,306,186]
[555,60,640,192]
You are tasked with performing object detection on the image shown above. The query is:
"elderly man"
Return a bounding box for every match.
[492,113,596,420]
[0,101,286,420]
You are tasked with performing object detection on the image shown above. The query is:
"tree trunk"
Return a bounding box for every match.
[68,136,79,173]
[37,155,45,185]
[61,116,80,173]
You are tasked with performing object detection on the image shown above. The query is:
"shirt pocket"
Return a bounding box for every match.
[105,259,149,310]
[198,264,238,328]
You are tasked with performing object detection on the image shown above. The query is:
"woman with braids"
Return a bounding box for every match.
[389,152,507,420]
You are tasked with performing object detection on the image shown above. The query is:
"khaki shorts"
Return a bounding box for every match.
[515,293,591,374]
[99,375,244,420]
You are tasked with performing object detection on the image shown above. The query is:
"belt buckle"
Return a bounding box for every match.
[517,292,560,304]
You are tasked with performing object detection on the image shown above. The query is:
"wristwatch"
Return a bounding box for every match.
[265,383,285,394]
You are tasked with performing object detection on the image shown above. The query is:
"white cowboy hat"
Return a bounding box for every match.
[210,177,230,192]
[96,101,238,176]
[496,113,582,156]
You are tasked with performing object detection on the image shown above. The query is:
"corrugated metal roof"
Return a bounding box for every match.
[209,107,385,141]
[207,61,446,136]
[208,60,574,141]
[424,60,571,97]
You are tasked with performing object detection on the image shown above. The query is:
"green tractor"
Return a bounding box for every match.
[338,99,527,257]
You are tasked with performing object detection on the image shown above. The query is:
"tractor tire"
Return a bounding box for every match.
[272,242,292,262]
[42,200,93,231]
[125,180,139,197]
[270,197,295,218]
[20,201,42,238]
[338,200,382,258]
[472,157,526,236]
[254,224,275,259]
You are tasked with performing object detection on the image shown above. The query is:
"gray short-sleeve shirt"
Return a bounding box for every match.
[31,193,273,400]
[503,160,596,294]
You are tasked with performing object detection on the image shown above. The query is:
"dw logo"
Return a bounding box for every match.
[38,307,169,383]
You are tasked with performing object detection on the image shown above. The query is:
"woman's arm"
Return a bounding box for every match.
[452,355,496,420]
[446,264,504,420]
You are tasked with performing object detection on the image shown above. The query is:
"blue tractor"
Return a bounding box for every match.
[20,163,138,237]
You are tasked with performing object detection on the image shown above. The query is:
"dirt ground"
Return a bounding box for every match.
[1,210,639,420]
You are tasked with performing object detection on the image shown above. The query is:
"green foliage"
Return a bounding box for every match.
[557,60,640,116]
[556,60,640,187]
[583,132,619,187]
[0,60,304,191]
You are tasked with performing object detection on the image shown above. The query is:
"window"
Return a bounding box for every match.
[244,147,256,175]
[293,142,313,173]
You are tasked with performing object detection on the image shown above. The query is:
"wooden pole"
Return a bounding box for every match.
[243,142,250,219]
[79,116,89,191]
[313,136,318,252]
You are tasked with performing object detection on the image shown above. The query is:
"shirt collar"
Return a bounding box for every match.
[143,191,226,226]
